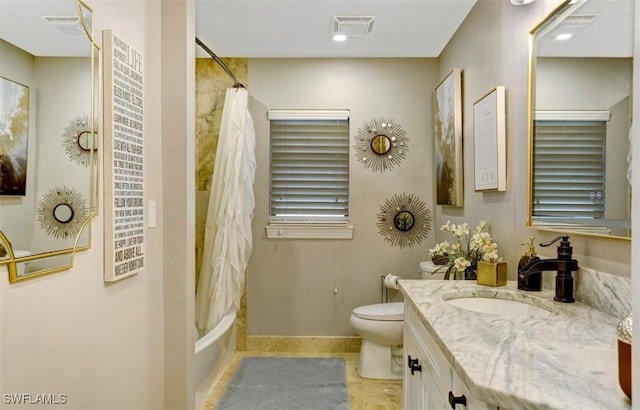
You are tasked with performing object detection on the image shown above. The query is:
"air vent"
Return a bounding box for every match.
[42,16,84,36]
[332,16,375,38]
[562,14,599,24]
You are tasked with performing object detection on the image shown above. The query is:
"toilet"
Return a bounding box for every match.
[351,264,442,380]
[350,302,404,380]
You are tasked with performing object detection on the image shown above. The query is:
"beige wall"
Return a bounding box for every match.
[247,58,438,336]
[435,0,631,283]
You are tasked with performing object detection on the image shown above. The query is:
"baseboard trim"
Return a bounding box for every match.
[245,336,361,353]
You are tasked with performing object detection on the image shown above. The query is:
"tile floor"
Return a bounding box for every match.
[200,351,403,410]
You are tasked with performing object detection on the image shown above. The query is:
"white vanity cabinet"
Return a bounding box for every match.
[403,302,499,410]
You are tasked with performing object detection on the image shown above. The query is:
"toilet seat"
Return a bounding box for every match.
[352,302,403,321]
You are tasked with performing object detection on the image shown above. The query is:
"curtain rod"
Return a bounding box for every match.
[195,37,245,88]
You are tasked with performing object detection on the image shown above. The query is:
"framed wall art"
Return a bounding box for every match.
[434,68,463,206]
[0,76,29,196]
[103,30,146,282]
[473,86,506,192]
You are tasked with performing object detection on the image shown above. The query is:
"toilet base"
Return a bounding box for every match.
[357,339,403,380]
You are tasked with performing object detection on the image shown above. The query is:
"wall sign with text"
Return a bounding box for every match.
[103,30,145,282]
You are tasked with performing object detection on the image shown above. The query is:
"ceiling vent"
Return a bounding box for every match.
[42,16,85,36]
[332,16,375,38]
[562,14,599,24]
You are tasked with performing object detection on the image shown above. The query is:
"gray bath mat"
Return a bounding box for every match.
[216,357,350,410]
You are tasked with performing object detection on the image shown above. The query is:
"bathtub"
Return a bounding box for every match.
[195,312,237,409]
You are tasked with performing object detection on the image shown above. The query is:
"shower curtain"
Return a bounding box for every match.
[195,87,256,334]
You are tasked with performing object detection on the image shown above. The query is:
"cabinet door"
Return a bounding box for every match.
[403,326,424,410]
[404,326,448,410]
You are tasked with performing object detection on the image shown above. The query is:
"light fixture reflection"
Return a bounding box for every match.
[333,34,347,42]
[555,33,573,41]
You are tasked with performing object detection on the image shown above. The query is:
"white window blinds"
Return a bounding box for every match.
[532,111,607,220]
[268,110,350,223]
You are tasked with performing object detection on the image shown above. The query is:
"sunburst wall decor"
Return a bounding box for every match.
[377,193,432,248]
[37,186,88,240]
[354,117,409,172]
[62,114,98,167]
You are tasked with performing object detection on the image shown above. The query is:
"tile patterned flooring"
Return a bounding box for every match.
[200,351,403,410]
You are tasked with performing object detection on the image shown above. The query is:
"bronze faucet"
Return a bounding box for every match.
[518,235,578,303]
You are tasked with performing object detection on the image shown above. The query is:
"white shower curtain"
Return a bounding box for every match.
[196,87,256,334]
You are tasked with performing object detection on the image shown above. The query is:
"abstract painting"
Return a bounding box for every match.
[434,68,463,206]
[0,76,29,195]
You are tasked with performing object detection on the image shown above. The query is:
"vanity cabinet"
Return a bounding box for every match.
[403,302,499,410]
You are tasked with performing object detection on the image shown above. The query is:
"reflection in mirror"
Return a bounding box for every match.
[0,0,99,281]
[528,0,634,239]
[393,210,415,232]
[371,134,391,155]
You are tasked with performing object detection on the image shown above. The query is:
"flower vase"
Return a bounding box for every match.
[464,262,477,280]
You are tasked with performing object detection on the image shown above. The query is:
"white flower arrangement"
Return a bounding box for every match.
[429,220,499,280]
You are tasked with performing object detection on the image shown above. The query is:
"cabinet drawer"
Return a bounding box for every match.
[406,304,451,395]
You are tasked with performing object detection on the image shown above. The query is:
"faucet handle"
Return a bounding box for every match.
[539,235,569,247]
[540,235,572,260]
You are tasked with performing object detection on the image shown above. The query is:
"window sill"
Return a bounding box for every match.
[265,223,353,239]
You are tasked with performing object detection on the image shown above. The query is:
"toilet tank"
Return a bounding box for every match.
[419,261,445,280]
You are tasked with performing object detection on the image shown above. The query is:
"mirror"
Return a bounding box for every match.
[0,0,99,281]
[393,210,415,232]
[527,0,634,240]
[355,117,409,172]
[371,134,392,155]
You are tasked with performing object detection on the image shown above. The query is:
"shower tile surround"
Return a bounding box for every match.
[195,58,249,351]
[195,58,248,292]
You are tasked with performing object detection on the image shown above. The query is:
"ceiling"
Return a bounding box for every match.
[194,0,477,58]
[0,0,93,57]
[0,0,633,59]
[536,0,635,58]
[0,0,477,58]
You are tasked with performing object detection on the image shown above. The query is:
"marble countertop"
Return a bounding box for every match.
[398,280,631,410]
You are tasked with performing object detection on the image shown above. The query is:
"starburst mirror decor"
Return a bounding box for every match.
[377,193,432,248]
[37,186,89,240]
[62,115,98,167]
[355,117,409,172]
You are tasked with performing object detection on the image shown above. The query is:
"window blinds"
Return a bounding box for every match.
[268,110,350,223]
[532,119,606,220]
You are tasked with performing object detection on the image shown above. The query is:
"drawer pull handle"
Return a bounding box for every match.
[407,355,422,375]
[448,391,467,408]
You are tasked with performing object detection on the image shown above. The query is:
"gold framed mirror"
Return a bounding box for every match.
[0,0,100,281]
[527,0,634,240]
[376,193,432,248]
[354,116,409,172]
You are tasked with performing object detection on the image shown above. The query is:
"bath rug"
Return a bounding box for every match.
[216,357,350,410]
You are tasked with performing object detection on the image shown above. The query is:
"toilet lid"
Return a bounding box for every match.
[352,302,404,321]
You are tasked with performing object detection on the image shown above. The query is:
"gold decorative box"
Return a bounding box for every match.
[477,260,507,287]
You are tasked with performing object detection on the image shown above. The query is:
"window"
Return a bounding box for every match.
[532,111,608,222]
[266,109,352,239]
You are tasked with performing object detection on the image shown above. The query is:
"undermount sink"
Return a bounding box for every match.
[443,291,553,319]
